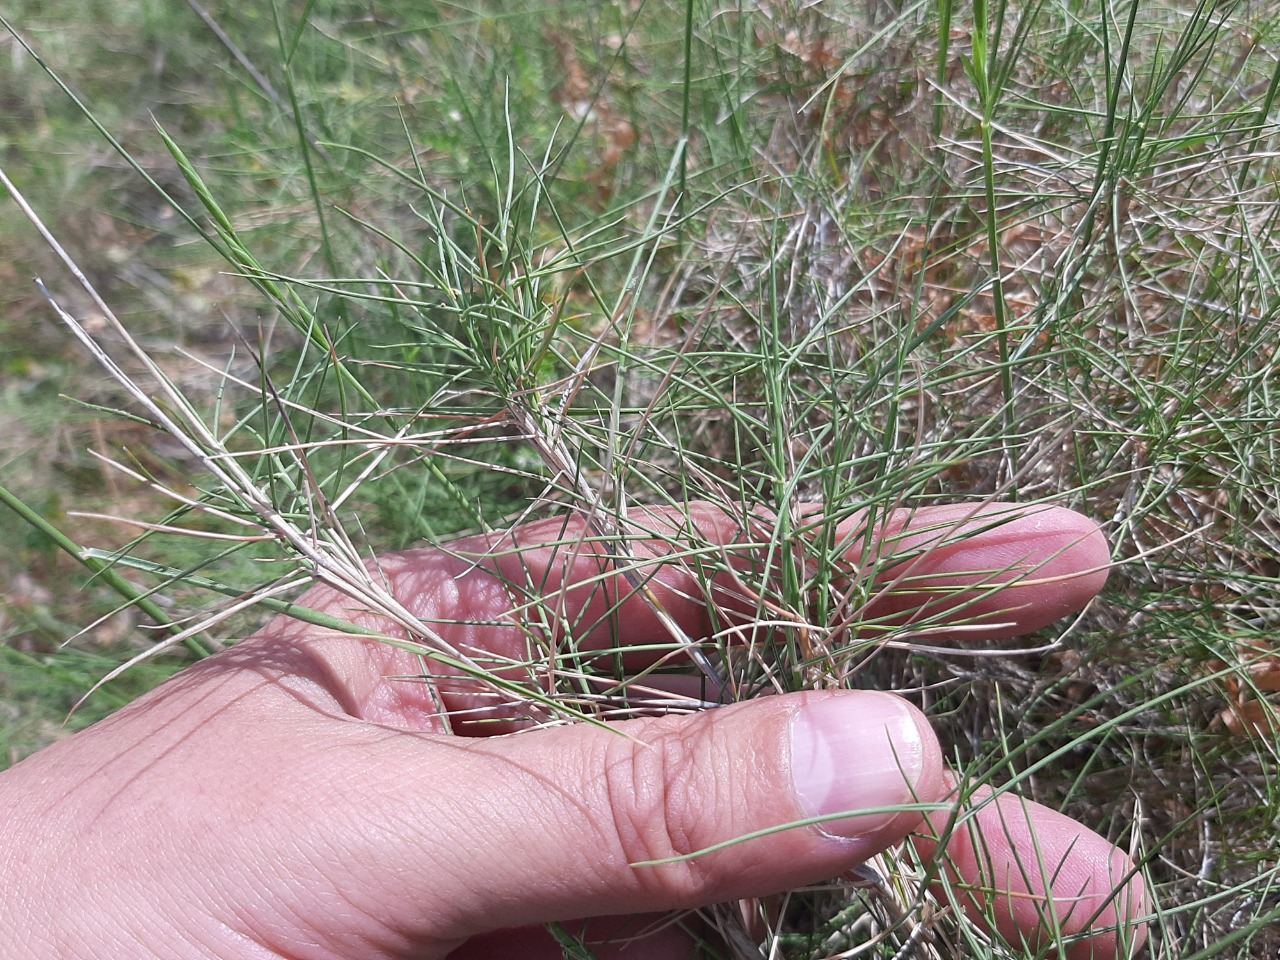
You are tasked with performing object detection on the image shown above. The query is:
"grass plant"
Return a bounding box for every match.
[3,0,1280,956]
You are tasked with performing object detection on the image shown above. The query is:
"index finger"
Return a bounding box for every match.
[432,500,1109,656]
[256,500,1108,728]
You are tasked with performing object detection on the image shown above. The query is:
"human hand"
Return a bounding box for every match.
[0,502,1147,959]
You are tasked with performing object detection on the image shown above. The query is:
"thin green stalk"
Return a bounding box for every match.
[270,0,337,278]
[934,0,953,137]
[677,0,695,217]
[972,0,1018,486]
[0,482,211,658]
[1079,0,1141,254]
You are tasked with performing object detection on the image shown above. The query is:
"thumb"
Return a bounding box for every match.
[329,691,943,945]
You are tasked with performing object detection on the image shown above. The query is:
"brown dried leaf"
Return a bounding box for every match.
[1219,697,1280,737]
[1247,658,1280,692]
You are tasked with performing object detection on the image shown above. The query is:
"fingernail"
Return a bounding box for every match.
[790,692,927,840]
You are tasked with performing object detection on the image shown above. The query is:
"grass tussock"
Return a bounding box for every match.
[3,0,1280,956]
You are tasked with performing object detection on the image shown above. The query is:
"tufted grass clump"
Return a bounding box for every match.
[3,0,1280,956]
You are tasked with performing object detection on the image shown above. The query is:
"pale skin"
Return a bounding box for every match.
[0,502,1149,959]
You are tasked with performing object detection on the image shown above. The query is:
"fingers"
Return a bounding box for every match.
[442,501,1108,654]
[296,690,945,946]
[419,501,1110,653]
[237,502,1131,957]
[242,686,1143,960]
[912,780,1149,960]
[264,501,1109,728]
[295,500,1108,661]
[845,503,1110,640]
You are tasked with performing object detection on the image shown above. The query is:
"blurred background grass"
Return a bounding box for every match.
[4,0,1280,956]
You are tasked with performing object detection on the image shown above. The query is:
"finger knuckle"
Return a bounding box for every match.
[600,719,723,903]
